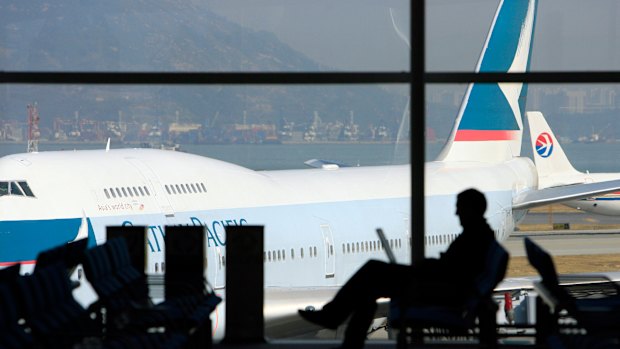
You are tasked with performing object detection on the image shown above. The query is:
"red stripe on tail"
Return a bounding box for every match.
[455,130,517,141]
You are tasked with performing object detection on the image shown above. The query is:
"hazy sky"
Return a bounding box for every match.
[208,0,410,71]
[208,0,620,72]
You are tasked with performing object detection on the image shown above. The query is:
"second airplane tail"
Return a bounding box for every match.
[436,0,537,163]
[526,111,582,188]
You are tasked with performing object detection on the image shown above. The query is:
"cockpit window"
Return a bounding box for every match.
[0,182,8,196]
[0,181,36,198]
[18,182,34,197]
[10,182,25,196]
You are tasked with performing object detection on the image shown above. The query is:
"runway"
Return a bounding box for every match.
[503,208,620,257]
[520,211,620,226]
[504,230,620,257]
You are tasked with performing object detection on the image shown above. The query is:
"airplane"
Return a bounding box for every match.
[1,0,620,341]
[527,111,620,216]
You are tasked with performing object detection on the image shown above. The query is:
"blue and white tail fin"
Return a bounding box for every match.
[527,111,582,188]
[436,0,537,163]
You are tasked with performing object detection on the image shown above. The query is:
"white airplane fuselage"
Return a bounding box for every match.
[0,148,537,277]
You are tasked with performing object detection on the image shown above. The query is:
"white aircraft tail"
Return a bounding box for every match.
[526,111,582,188]
[436,0,537,163]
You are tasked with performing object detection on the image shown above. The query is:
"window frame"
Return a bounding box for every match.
[3,1,619,265]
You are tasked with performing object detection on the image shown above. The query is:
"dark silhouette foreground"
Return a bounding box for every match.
[299,188,497,349]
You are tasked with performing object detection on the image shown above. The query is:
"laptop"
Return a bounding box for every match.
[376,228,397,264]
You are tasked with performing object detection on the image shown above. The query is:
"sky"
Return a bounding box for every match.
[208,0,620,72]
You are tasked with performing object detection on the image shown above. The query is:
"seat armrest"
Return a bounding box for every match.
[558,274,620,294]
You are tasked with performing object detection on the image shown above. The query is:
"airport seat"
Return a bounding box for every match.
[15,262,100,348]
[81,240,128,318]
[107,237,206,331]
[524,237,620,346]
[34,238,88,273]
[164,225,222,346]
[84,236,219,338]
[106,237,151,303]
[0,264,35,349]
[0,263,21,302]
[16,259,187,349]
[389,240,508,349]
[0,284,34,349]
[82,239,188,333]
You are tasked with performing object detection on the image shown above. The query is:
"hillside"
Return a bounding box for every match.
[0,1,405,128]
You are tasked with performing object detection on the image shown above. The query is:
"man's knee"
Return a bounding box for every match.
[361,259,389,273]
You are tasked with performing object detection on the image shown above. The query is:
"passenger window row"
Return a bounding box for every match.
[426,234,458,246]
[154,262,166,273]
[104,186,151,199]
[263,246,318,262]
[164,182,207,195]
[0,181,35,197]
[341,238,403,254]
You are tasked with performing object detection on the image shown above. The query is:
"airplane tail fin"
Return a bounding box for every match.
[526,111,582,188]
[436,0,537,163]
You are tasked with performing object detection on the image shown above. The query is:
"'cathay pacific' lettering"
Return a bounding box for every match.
[122,217,247,252]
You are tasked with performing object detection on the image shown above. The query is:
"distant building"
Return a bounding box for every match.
[565,90,586,114]
[167,123,202,144]
[0,120,25,142]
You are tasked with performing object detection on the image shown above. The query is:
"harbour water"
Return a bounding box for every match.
[0,141,619,172]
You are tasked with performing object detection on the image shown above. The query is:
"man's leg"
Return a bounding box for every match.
[301,260,410,329]
[340,302,378,349]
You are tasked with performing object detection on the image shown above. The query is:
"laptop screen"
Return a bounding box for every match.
[376,228,396,264]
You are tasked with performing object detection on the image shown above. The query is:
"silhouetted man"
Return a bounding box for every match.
[299,188,496,349]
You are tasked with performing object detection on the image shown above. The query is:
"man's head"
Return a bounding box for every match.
[456,188,487,225]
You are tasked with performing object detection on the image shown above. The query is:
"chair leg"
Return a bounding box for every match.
[411,325,424,347]
[478,306,498,349]
[396,326,407,349]
[535,297,558,346]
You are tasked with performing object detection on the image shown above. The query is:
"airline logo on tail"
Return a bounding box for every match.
[535,133,554,158]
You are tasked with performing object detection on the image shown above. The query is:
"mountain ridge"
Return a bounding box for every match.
[0,1,404,129]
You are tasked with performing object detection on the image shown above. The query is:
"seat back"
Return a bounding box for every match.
[106,237,150,301]
[0,263,20,281]
[0,272,20,328]
[524,238,559,288]
[16,262,99,346]
[524,237,574,310]
[35,238,88,272]
[82,243,125,303]
[0,282,35,348]
[0,284,17,326]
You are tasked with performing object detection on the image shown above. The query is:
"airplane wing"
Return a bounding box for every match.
[512,179,620,210]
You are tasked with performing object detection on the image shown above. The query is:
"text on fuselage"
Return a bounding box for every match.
[122,216,247,252]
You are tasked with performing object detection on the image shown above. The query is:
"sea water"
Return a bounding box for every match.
[0,141,618,172]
